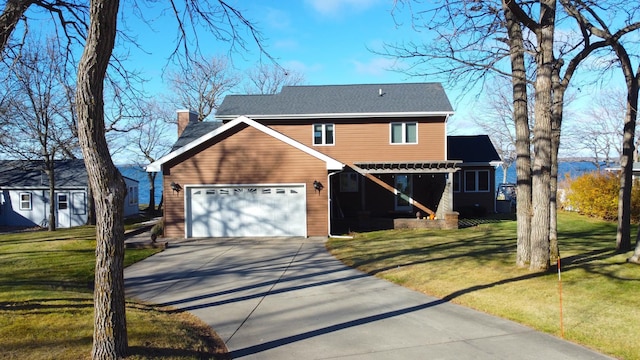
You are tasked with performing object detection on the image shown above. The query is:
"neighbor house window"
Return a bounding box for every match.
[313,124,334,145]
[72,192,86,215]
[128,186,138,206]
[390,122,417,144]
[57,194,68,210]
[19,193,32,210]
[464,170,490,192]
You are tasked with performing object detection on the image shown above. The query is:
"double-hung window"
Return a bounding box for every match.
[390,122,417,144]
[464,170,490,192]
[313,124,334,145]
[19,192,32,210]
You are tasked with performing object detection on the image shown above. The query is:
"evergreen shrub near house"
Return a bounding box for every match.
[562,172,640,221]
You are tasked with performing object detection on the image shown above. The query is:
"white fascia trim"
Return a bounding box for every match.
[216,111,455,121]
[146,115,344,172]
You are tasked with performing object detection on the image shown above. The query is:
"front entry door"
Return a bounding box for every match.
[56,192,70,228]
[394,175,412,211]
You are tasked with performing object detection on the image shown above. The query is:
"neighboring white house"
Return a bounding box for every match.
[0,159,139,228]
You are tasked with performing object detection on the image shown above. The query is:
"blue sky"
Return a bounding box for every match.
[129,0,423,87]
[122,0,481,127]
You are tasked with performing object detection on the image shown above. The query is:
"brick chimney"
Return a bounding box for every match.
[177,109,199,137]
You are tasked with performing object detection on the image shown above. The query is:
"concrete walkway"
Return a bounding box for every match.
[124,237,613,359]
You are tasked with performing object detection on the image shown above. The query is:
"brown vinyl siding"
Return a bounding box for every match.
[162,124,329,238]
[266,117,447,165]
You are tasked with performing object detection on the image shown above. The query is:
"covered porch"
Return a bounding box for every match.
[329,161,460,234]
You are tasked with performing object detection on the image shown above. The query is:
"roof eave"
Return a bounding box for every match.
[215,111,455,122]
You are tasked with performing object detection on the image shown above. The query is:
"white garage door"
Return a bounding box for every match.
[186,184,307,237]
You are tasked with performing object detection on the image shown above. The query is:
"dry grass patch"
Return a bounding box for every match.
[327,212,640,360]
[0,226,228,360]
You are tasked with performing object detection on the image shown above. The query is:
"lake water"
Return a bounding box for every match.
[495,161,599,185]
[119,161,601,206]
[119,165,163,206]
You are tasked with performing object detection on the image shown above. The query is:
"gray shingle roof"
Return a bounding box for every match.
[447,135,501,163]
[0,159,89,188]
[216,83,454,119]
[171,121,224,151]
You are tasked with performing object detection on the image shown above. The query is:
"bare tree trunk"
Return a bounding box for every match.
[549,62,564,263]
[503,1,532,267]
[75,0,127,359]
[146,171,156,212]
[87,185,96,225]
[530,0,556,272]
[0,0,34,54]
[46,163,56,231]
[616,63,639,252]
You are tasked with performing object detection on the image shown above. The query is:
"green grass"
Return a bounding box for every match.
[327,211,640,360]
[0,226,228,360]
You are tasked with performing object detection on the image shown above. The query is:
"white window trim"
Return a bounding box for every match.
[390,122,418,144]
[19,192,32,210]
[464,170,491,193]
[57,193,69,210]
[312,123,335,146]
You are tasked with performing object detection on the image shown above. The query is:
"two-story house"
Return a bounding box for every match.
[147,83,500,238]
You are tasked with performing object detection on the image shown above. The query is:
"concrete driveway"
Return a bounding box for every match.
[124,237,612,360]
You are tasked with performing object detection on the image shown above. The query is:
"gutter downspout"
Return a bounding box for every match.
[327,170,352,239]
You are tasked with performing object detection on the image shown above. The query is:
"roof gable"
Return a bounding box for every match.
[147,116,344,172]
[447,135,502,164]
[0,159,89,188]
[216,83,454,120]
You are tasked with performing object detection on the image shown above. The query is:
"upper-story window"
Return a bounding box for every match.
[390,122,417,144]
[313,124,334,145]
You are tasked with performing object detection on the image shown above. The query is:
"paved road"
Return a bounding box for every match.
[124,237,613,359]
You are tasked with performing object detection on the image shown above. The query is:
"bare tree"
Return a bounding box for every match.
[166,55,239,121]
[566,88,626,169]
[0,36,78,231]
[472,79,535,184]
[126,100,174,213]
[244,63,305,94]
[560,0,640,253]
[386,0,640,269]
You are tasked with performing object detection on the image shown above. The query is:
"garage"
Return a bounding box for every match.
[185,184,307,237]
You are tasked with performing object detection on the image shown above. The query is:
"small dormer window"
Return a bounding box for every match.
[390,122,417,144]
[313,124,334,145]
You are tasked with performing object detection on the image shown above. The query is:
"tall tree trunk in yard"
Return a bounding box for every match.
[617,59,639,252]
[530,0,556,272]
[75,0,127,358]
[549,62,564,263]
[503,1,532,267]
[146,171,156,212]
[46,163,56,231]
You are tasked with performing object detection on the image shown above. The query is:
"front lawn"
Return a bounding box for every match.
[0,226,228,359]
[327,211,639,360]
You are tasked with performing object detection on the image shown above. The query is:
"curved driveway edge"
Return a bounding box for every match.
[124,237,613,360]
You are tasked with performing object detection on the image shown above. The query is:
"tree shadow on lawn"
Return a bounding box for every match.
[347,224,632,284]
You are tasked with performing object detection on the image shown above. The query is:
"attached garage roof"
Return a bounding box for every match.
[147,116,344,172]
[215,83,454,120]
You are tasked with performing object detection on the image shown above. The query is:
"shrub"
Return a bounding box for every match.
[562,172,640,222]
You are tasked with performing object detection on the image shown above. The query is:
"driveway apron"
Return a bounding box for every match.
[124,237,613,360]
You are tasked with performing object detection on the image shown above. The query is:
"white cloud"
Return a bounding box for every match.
[265,7,292,30]
[352,57,399,76]
[305,0,380,17]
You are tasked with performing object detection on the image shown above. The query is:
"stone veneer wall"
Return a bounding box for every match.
[393,212,459,230]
